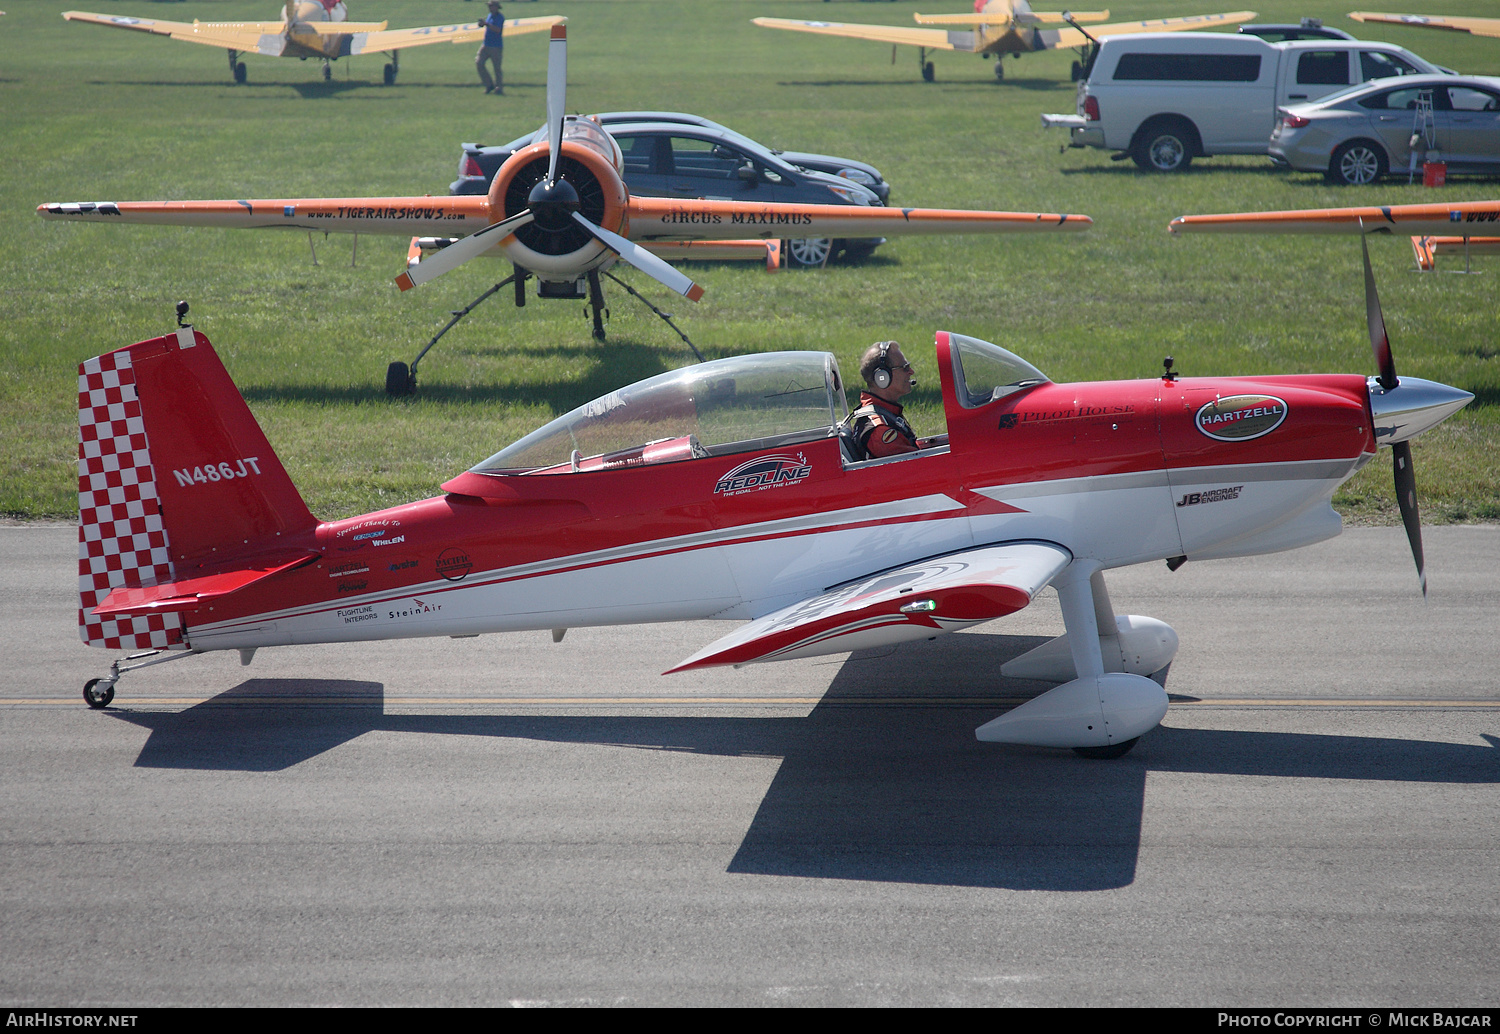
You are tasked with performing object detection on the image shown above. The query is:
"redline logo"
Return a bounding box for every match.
[714,453,812,496]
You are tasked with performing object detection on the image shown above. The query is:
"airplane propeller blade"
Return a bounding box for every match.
[1360,229,1426,596]
[1361,232,1397,390]
[1392,441,1426,598]
[394,209,535,291]
[544,24,568,187]
[571,212,704,301]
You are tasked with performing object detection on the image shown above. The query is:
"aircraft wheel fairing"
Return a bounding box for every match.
[1328,141,1386,186]
[974,673,1168,750]
[83,679,114,710]
[1074,737,1139,760]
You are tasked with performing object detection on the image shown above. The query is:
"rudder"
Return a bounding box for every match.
[78,327,316,649]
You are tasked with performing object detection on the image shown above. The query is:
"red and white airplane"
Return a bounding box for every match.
[39,25,1089,392]
[73,267,1470,756]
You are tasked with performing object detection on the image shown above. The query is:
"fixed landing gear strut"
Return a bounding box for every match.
[385,265,705,396]
[83,648,202,709]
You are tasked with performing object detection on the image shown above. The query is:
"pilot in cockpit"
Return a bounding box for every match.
[849,341,928,459]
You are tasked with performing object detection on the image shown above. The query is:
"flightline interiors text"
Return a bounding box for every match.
[1220,1016,1492,1029]
[6,1017,137,1028]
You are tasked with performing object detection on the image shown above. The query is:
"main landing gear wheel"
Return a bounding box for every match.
[922,61,935,82]
[787,237,833,267]
[386,361,414,396]
[233,62,247,84]
[383,63,397,86]
[83,679,115,710]
[1071,60,1083,82]
[1073,737,1139,760]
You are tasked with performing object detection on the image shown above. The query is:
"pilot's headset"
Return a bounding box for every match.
[870,341,899,390]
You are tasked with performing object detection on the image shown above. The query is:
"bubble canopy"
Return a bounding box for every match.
[473,351,849,475]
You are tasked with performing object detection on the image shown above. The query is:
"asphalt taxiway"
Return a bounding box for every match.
[2,524,1497,1006]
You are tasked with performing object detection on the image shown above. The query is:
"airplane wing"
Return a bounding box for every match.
[1049,10,1257,49]
[62,11,287,52]
[1168,200,1500,236]
[37,196,492,236]
[913,10,1110,26]
[752,16,974,53]
[627,197,1090,240]
[345,16,567,54]
[665,542,1073,673]
[1349,12,1500,39]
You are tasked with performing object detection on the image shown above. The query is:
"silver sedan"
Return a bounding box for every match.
[1270,74,1500,185]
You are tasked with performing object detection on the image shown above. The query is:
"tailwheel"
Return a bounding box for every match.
[83,678,115,710]
[1073,737,1139,760]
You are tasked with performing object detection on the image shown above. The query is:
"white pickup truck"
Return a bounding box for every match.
[1042,32,1450,171]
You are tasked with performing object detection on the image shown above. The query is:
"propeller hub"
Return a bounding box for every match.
[527,177,580,233]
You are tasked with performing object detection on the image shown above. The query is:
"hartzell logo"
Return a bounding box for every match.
[1195,395,1288,442]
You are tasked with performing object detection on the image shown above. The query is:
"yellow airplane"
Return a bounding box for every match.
[1349,11,1500,40]
[62,2,564,85]
[753,1,1256,82]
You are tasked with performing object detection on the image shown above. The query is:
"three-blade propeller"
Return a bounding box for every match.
[1360,228,1426,597]
[395,24,704,302]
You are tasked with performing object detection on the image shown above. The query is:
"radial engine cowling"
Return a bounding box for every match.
[488,129,628,278]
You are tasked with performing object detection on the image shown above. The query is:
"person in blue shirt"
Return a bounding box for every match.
[476,0,505,94]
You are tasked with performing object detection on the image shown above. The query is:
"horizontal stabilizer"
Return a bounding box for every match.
[667,541,1071,673]
[93,549,320,617]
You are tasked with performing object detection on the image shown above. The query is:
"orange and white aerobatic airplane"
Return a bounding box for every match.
[63,1,564,85]
[753,1,1256,82]
[39,26,1092,391]
[1349,11,1500,40]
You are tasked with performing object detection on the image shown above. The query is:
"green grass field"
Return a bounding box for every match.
[3,0,1497,523]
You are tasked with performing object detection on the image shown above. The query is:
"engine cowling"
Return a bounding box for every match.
[487,134,628,278]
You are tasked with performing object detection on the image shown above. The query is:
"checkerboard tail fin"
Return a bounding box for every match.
[77,330,315,649]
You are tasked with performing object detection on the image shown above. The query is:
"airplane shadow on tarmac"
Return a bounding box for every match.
[111,633,1500,892]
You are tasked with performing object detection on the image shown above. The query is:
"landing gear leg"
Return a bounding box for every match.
[384,49,399,86]
[84,648,201,709]
[918,47,934,82]
[389,270,522,395]
[587,269,608,342]
[601,270,705,362]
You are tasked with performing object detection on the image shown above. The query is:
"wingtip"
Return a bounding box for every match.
[394,271,415,292]
[550,23,566,40]
[686,284,705,302]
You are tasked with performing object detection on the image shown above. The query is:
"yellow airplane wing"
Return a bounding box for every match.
[294,22,390,36]
[913,10,1109,26]
[63,11,285,51]
[752,17,968,52]
[1051,10,1256,48]
[345,16,566,53]
[1349,12,1500,40]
